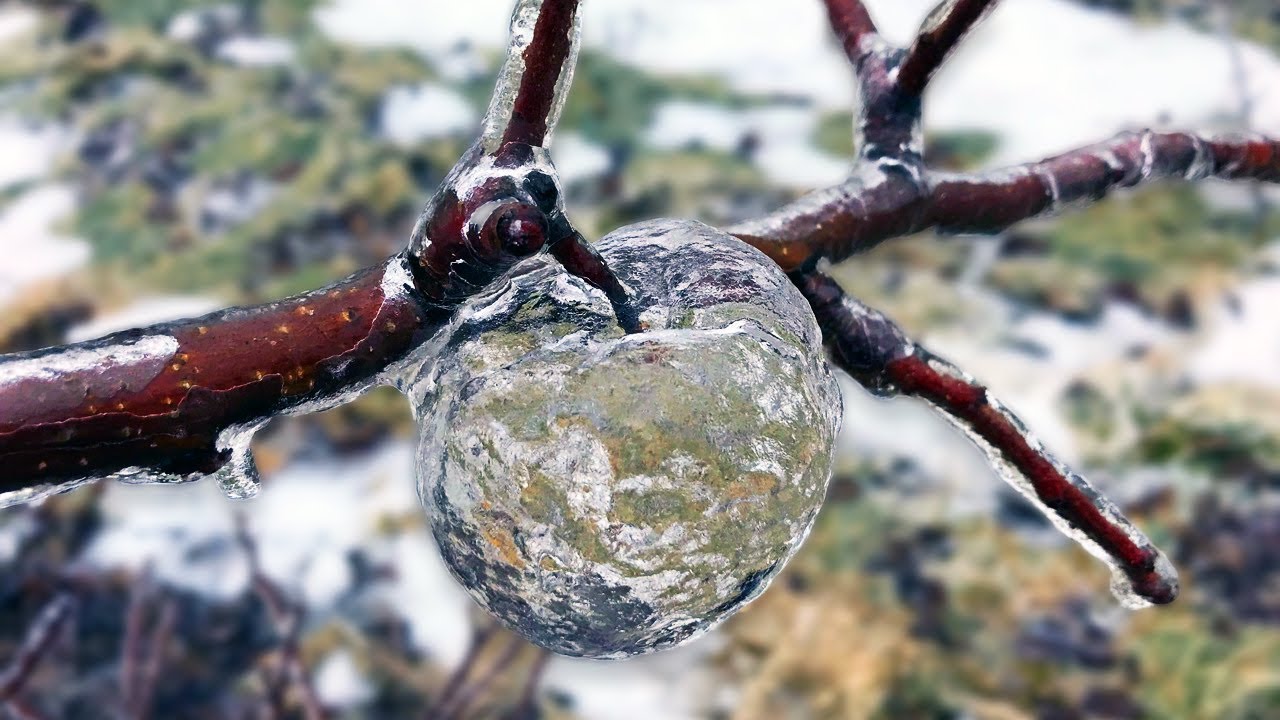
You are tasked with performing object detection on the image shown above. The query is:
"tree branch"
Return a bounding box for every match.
[897,0,1001,96]
[928,132,1280,234]
[236,516,328,720]
[0,258,442,503]
[796,271,1178,607]
[821,0,880,66]
[0,0,634,504]
[0,595,74,705]
[730,131,1279,270]
[500,0,582,147]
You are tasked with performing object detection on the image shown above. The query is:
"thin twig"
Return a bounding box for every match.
[1214,0,1269,234]
[235,515,328,720]
[4,697,49,720]
[506,650,551,720]
[797,270,1178,606]
[426,621,498,720]
[0,594,74,702]
[898,0,1001,95]
[119,565,153,714]
[438,636,526,720]
[132,599,178,720]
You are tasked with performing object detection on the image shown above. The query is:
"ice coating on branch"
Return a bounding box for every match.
[410,220,842,658]
[479,0,580,152]
[914,354,1179,609]
[0,335,178,416]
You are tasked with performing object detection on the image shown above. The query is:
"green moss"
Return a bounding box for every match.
[611,488,708,532]
[812,113,998,170]
[985,185,1276,314]
[559,50,763,149]
[813,110,855,157]
[927,129,999,170]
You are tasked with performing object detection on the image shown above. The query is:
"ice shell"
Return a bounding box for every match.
[410,219,842,658]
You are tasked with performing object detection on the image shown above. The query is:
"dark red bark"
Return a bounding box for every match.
[885,354,1175,605]
[797,270,1177,605]
[502,0,581,147]
[0,258,442,493]
[898,0,1001,96]
[0,0,629,501]
[929,132,1280,234]
[550,234,643,333]
[733,132,1279,271]
[821,0,880,66]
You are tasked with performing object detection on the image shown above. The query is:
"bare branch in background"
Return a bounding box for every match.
[436,636,525,720]
[427,620,499,719]
[505,650,551,720]
[120,568,179,720]
[235,515,328,720]
[0,594,75,716]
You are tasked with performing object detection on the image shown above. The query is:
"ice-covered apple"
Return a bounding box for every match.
[409,219,842,658]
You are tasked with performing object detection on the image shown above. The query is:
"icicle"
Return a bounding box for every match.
[213,425,264,500]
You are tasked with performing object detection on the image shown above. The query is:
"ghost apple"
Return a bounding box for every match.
[411,219,842,658]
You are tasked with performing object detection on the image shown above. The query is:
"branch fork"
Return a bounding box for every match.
[733,0,1274,606]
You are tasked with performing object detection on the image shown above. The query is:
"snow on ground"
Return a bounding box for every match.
[1,3,1275,716]
[542,635,724,720]
[554,132,612,187]
[215,36,297,67]
[0,5,37,46]
[1187,274,1280,388]
[381,83,479,145]
[81,438,725,718]
[647,101,850,188]
[83,442,477,664]
[0,185,91,309]
[314,650,375,708]
[67,296,225,342]
[317,0,1280,167]
[0,119,70,189]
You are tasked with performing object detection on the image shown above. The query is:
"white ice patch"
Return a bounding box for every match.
[1187,274,1280,390]
[314,651,374,708]
[0,119,67,190]
[555,132,612,186]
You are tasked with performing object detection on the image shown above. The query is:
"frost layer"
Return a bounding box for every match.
[412,219,842,658]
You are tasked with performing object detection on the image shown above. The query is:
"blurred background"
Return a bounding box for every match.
[1,0,1280,717]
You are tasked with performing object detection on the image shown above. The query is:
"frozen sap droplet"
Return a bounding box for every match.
[215,447,261,500]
